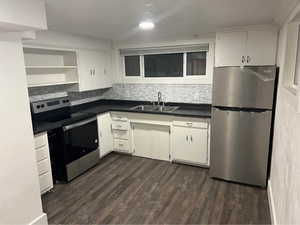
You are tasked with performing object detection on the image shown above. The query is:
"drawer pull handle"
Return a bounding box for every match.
[186,122,193,126]
[119,144,124,147]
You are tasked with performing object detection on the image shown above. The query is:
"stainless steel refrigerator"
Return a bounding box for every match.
[210,66,277,187]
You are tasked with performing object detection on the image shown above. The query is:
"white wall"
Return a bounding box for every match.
[269,1,300,224]
[0,0,47,31]
[0,33,46,225]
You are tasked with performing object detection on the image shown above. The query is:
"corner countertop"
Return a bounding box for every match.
[33,99,211,135]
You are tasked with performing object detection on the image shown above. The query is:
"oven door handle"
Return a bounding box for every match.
[63,117,97,131]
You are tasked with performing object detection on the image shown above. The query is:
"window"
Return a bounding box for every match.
[124,55,140,76]
[283,22,300,92]
[187,52,207,75]
[121,45,209,78]
[144,53,183,77]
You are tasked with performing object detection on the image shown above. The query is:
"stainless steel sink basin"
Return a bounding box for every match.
[130,105,179,113]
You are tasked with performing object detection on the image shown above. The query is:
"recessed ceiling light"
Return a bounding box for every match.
[139,21,155,30]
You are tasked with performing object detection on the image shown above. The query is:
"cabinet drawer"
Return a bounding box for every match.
[112,130,129,140]
[114,139,129,152]
[35,145,49,162]
[111,114,128,122]
[112,121,129,131]
[173,121,208,129]
[39,172,52,193]
[37,158,50,175]
[34,133,48,149]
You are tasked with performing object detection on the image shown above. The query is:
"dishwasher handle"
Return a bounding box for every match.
[63,117,97,131]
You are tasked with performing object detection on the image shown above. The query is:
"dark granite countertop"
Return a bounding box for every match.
[33,99,211,135]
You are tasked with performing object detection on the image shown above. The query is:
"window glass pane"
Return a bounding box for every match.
[187,52,207,75]
[125,55,140,76]
[144,53,183,77]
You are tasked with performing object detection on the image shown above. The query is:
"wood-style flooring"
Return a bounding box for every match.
[42,153,271,224]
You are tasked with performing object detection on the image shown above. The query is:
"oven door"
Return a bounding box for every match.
[63,117,99,164]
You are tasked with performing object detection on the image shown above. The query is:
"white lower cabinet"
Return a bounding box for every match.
[96,112,210,167]
[132,123,170,161]
[34,132,53,195]
[97,113,113,158]
[172,120,209,166]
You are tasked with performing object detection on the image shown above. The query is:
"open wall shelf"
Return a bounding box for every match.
[23,47,79,87]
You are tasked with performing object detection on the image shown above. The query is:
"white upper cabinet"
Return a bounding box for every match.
[246,30,277,66]
[0,0,47,31]
[215,31,247,67]
[77,49,112,91]
[215,28,277,67]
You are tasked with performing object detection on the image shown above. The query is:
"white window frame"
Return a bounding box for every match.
[283,21,300,94]
[116,41,214,85]
[281,7,300,113]
[123,51,207,77]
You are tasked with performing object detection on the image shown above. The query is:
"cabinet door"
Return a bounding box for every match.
[93,51,105,89]
[77,49,96,91]
[246,30,277,66]
[188,128,208,165]
[151,125,170,161]
[101,52,113,89]
[98,113,113,158]
[132,123,170,161]
[132,123,153,159]
[172,126,189,160]
[77,50,112,91]
[215,31,247,67]
[172,126,208,165]
[93,51,113,90]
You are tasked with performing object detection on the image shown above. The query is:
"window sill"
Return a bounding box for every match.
[284,84,297,95]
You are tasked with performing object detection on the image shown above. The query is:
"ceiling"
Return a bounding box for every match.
[45,0,299,44]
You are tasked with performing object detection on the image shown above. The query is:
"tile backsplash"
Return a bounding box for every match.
[28,83,212,105]
[103,84,212,104]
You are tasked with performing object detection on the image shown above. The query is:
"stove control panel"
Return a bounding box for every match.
[31,97,70,114]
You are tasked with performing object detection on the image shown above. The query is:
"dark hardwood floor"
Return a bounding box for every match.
[42,153,271,224]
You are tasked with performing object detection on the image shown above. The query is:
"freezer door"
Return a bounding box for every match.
[213,66,276,109]
[210,107,272,187]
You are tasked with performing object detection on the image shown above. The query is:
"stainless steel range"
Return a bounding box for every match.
[31,97,99,183]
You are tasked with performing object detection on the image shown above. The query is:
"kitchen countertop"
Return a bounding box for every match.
[33,99,211,135]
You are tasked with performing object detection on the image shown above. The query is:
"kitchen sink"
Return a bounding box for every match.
[130,105,179,113]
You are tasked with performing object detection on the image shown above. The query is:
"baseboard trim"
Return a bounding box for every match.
[28,213,48,225]
[268,180,277,225]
